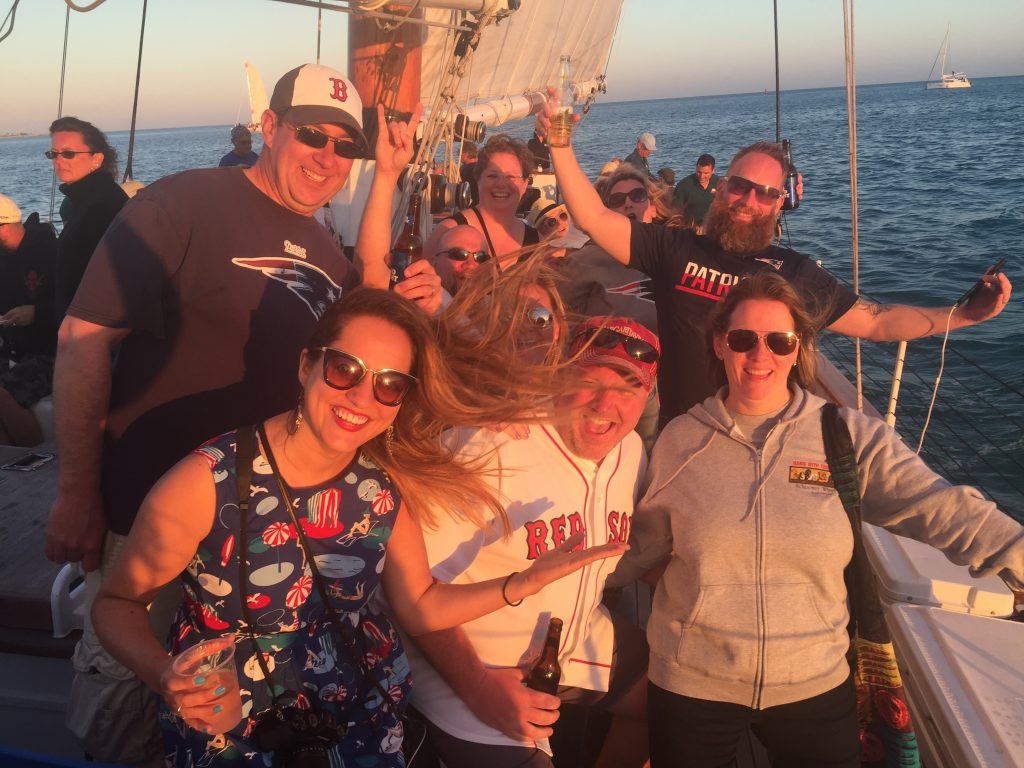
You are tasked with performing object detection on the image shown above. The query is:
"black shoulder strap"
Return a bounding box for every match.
[467,206,498,258]
[234,425,280,702]
[821,403,890,644]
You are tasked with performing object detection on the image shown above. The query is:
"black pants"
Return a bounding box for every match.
[648,677,860,768]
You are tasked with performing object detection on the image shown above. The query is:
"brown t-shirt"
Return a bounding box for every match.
[69,168,359,534]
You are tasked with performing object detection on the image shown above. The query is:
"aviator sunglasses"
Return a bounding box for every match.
[577,327,659,363]
[45,149,95,160]
[288,125,361,159]
[721,175,787,205]
[440,247,491,264]
[317,347,417,407]
[606,187,649,209]
[725,329,800,356]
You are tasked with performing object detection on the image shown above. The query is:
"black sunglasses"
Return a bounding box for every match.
[440,247,490,264]
[289,125,361,159]
[577,327,659,363]
[45,149,95,160]
[725,330,800,356]
[721,175,787,204]
[606,187,649,208]
[317,347,416,407]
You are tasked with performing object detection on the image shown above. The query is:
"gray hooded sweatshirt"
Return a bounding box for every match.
[610,386,1024,710]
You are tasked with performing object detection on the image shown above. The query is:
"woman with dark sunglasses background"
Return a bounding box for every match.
[47,116,127,322]
[91,275,622,768]
[610,271,1024,767]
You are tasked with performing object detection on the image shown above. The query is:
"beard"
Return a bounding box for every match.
[704,197,777,253]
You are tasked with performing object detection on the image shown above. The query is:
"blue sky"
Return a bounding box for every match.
[1,0,1021,133]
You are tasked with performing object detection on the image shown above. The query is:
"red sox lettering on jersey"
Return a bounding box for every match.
[523,510,631,560]
[675,261,742,301]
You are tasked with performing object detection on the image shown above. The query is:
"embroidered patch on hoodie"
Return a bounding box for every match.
[788,461,833,487]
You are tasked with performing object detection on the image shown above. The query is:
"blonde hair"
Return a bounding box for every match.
[305,253,575,534]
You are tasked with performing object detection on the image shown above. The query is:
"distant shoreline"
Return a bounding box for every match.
[0,132,39,139]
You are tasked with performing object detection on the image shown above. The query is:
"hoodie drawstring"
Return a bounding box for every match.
[740,424,799,521]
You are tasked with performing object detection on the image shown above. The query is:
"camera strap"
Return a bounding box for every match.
[235,424,284,705]
[253,423,403,720]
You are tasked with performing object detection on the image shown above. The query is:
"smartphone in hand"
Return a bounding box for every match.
[955,258,1006,308]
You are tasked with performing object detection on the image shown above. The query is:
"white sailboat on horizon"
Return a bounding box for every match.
[244,60,269,132]
[926,23,972,89]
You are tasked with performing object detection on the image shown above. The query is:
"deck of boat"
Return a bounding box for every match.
[0,444,83,757]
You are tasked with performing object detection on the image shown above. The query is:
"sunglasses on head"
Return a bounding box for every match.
[440,247,490,264]
[540,210,569,231]
[45,149,94,160]
[317,347,416,407]
[721,175,787,204]
[725,329,800,356]
[526,305,554,329]
[606,187,649,209]
[577,327,659,363]
[289,125,361,159]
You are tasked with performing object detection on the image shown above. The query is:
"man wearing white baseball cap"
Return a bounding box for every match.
[48,63,440,765]
[623,131,657,180]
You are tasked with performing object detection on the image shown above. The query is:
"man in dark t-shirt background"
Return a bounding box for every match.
[672,153,719,231]
[537,109,1013,428]
[44,63,441,765]
[218,124,261,168]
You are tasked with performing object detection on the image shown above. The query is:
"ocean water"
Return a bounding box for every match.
[2,76,1022,513]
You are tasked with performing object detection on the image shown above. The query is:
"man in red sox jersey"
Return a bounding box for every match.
[404,317,659,768]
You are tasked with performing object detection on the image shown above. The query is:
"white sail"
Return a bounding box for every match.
[420,0,625,128]
[245,60,270,132]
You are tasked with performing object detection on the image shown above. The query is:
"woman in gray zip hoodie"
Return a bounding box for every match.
[611,272,1024,767]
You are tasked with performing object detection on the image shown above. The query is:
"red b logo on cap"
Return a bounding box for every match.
[329,78,348,102]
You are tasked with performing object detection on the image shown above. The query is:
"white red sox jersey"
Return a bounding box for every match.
[405,424,645,748]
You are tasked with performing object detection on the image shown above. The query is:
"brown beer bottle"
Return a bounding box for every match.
[389,190,423,286]
[526,618,563,694]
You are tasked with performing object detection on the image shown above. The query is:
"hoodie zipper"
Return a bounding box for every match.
[751,422,781,711]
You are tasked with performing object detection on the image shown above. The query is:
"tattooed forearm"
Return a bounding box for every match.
[860,299,896,317]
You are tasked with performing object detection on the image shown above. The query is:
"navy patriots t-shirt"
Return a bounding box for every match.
[69,168,359,534]
[628,223,857,423]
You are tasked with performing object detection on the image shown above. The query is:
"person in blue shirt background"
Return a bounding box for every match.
[218,124,260,168]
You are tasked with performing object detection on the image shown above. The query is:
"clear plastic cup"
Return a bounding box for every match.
[171,636,243,734]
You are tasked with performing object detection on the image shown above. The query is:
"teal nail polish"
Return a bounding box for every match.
[214,685,226,696]
[213,705,223,714]
[193,675,206,685]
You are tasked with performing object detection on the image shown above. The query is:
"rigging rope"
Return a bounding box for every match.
[62,0,107,10]
[841,0,862,411]
[0,0,19,45]
[122,0,149,183]
[48,4,72,225]
[773,0,781,143]
[316,2,322,64]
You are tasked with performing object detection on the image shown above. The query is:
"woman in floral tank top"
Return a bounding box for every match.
[91,286,625,767]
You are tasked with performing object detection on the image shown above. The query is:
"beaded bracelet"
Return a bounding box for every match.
[502,572,523,607]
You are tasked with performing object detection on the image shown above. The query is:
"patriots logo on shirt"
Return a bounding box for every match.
[753,257,785,271]
[607,279,654,303]
[232,257,343,319]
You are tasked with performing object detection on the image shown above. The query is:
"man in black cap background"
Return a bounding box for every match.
[46,63,439,765]
[218,124,261,168]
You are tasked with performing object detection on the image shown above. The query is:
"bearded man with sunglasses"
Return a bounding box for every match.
[539,106,1012,428]
[44,63,441,766]
[403,317,659,768]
